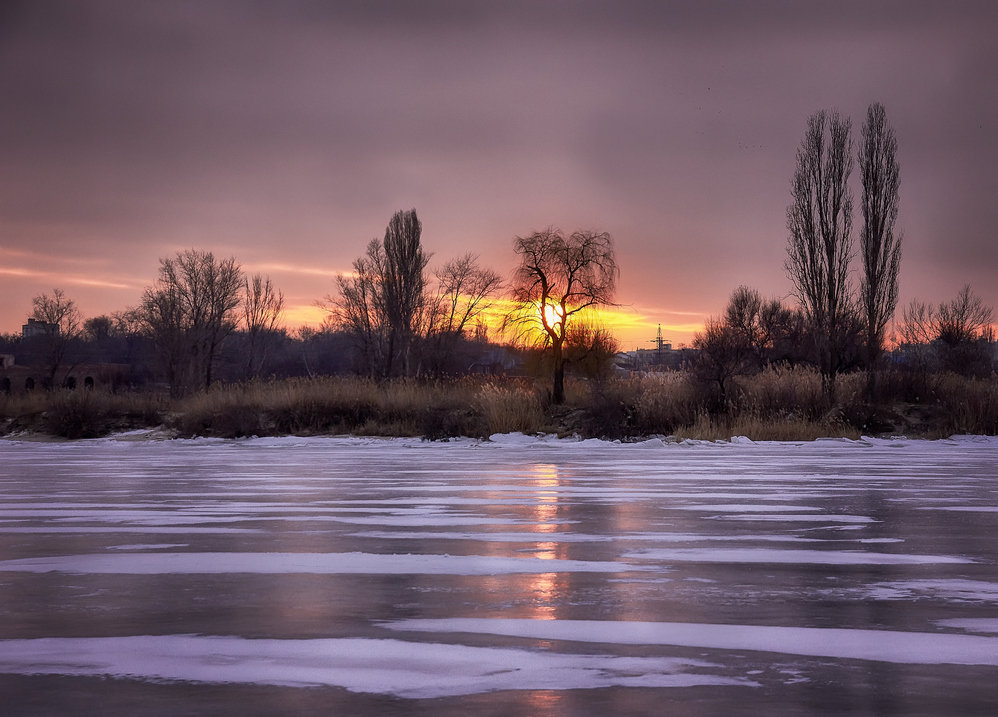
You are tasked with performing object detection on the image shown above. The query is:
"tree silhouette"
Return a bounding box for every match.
[381,209,430,377]
[424,253,503,376]
[30,288,83,384]
[242,273,285,378]
[140,249,243,396]
[859,102,902,378]
[331,209,430,378]
[786,110,854,398]
[506,228,617,404]
[903,285,993,348]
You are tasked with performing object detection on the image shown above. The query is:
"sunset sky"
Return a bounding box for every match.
[1,0,995,349]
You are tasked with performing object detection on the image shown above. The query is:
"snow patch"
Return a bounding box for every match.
[0,635,752,697]
[386,618,998,666]
[624,548,971,565]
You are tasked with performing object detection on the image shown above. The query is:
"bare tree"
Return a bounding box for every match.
[423,253,503,376]
[329,209,430,378]
[901,286,993,348]
[506,228,618,404]
[900,285,994,376]
[723,285,796,367]
[786,109,855,397]
[29,288,83,384]
[859,102,902,374]
[693,317,755,409]
[936,284,993,348]
[140,249,243,397]
[432,253,503,337]
[329,240,386,375]
[242,273,285,378]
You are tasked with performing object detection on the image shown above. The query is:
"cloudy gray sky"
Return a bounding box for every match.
[1,0,995,346]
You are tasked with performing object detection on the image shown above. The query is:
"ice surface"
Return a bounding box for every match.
[0,551,646,575]
[387,618,998,666]
[0,635,753,697]
[934,618,998,634]
[668,504,823,512]
[624,548,972,565]
[857,579,998,603]
[1,432,996,713]
[711,514,876,523]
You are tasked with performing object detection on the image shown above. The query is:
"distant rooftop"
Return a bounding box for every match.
[22,318,58,338]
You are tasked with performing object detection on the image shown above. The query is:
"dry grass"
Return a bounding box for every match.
[672,411,860,442]
[0,388,166,439]
[933,373,998,436]
[2,367,994,441]
[170,376,546,439]
[473,382,544,435]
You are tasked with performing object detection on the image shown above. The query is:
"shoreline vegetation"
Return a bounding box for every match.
[2,366,995,442]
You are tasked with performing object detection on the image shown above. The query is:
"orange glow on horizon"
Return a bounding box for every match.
[283,298,703,349]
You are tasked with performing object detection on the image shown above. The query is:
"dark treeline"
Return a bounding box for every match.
[0,298,518,395]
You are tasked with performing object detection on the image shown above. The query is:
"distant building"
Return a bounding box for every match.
[22,318,58,338]
[614,345,694,373]
[0,354,13,369]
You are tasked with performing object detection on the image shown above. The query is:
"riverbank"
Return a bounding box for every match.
[2,370,996,442]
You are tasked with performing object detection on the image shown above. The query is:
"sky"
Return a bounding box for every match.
[1,0,995,349]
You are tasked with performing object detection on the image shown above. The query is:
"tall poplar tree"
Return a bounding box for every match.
[785,110,855,398]
[859,102,902,377]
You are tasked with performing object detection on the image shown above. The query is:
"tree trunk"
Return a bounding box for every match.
[551,341,565,404]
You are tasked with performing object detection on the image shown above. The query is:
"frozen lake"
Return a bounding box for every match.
[1,433,997,715]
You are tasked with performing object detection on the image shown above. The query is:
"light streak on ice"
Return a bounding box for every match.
[0,551,646,575]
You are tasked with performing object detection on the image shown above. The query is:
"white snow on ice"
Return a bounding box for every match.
[386,618,998,666]
[711,514,876,523]
[624,548,971,565]
[0,635,752,697]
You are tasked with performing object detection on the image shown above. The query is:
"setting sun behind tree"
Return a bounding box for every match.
[505,228,618,404]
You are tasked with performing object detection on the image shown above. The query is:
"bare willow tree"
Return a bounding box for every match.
[424,253,503,376]
[786,109,855,397]
[506,228,618,404]
[242,273,285,378]
[140,249,243,396]
[330,209,430,378]
[859,102,902,375]
[30,287,83,384]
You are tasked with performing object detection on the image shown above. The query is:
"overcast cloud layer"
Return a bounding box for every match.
[1,0,995,345]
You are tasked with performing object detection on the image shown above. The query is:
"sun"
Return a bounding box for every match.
[538,301,564,331]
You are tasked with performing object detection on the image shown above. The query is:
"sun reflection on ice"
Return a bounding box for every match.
[529,464,566,620]
[530,463,561,534]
